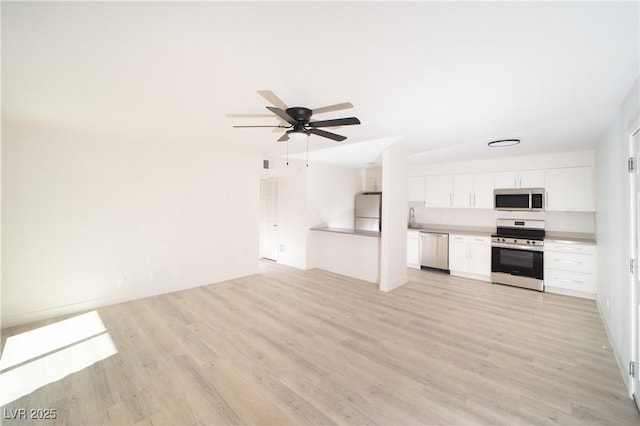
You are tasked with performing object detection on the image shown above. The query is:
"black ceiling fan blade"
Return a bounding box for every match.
[309,117,361,128]
[312,102,353,115]
[308,128,347,142]
[277,132,290,142]
[266,106,298,125]
[232,125,290,128]
[258,90,288,110]
[225,113,275,118]
[273,121,288,133]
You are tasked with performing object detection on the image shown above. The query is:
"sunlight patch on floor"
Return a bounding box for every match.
[0,311,118,406]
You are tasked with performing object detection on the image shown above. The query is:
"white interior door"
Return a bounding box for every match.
[631,129,640,411]
[261,179,278,261]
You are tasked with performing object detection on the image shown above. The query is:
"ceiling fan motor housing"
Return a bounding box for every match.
[286,107,313,124]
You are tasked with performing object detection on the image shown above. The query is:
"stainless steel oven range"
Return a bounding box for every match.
[491,219,545,291]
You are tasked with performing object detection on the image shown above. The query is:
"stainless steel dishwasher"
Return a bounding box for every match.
[419,231,450,273]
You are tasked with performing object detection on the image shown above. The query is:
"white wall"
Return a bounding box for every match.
[595,76,640,392]
[2,122,261,327]
[362,167,382,192]
[409,150,595,176]
[307,163,362,230]
[380,146,408,292]
[412,207,595,233]
[274,161,363,270]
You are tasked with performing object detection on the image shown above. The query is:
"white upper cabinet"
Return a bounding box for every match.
[494,170,544,189]
[415,164,593,212]
[424,175,453,207]
[408,176,425,202]
[450,173,494,208]
[545,166,595,211]
[451,175,473,208]
[472,173,494,208]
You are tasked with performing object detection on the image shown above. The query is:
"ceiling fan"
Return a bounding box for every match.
[230,90,361,142]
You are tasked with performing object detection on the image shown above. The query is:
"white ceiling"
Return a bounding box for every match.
[3,1,639,166]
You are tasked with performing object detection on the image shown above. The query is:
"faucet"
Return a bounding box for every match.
[408,207,416,225]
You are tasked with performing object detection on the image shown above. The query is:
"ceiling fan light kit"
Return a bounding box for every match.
[488,138,521,147]
[286,131,309,143]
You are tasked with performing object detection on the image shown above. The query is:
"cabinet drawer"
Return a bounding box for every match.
[545,269,595,293]
[545,242,595,255]
[449,234,490,244]
[469,236,490,244]
[545,252,593,274]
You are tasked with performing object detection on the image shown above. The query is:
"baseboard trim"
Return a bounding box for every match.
[1,268,260,329]
[545,286,596,300]
[596,297,631,397]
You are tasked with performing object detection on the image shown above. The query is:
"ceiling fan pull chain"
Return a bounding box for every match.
[286,140,289,166]
[306,134,309,168]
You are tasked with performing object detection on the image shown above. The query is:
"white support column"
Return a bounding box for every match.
[380,145,408,292]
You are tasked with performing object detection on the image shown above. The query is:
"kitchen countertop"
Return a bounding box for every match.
[544,231,596,244]
[310,226,381,238]
[408,223,596,244]
[407,223,494,237]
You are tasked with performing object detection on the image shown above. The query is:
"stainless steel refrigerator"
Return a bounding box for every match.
[355,192,382,232]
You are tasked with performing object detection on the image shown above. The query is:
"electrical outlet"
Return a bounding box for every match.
[279,244,285,252]
[116,275,126,288]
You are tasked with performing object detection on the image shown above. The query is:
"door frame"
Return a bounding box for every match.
[260,178,279,261]
[629,119,640,408]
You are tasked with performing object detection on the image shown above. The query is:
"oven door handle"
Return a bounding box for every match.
[491,242,544,252]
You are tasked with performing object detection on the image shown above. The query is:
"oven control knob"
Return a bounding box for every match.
[513,239,517,243]
[527,240,531,245]
[531,241,536,245]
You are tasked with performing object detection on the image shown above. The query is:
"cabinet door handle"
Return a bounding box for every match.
[556,278,584,284]
[555,247,584,252]
[469,193,472,207]
[556,259,583,265]
[473,193,476,206]
[449,193,452,206]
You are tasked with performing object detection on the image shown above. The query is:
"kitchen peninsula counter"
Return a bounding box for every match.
[310,226,381,238]
[309,227,380,284]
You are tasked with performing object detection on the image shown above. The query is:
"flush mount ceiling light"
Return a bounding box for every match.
[488,139,521,147]
[287,131,309,143]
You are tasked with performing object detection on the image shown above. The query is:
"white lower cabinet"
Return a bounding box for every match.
[407,230,420,269]
[544,240,596,299]
[448,234,491,281]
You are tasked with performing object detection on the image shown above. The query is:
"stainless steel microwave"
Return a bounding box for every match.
[494,188,545,211]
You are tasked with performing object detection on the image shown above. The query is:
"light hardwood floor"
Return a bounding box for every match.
[2,262,639,425]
